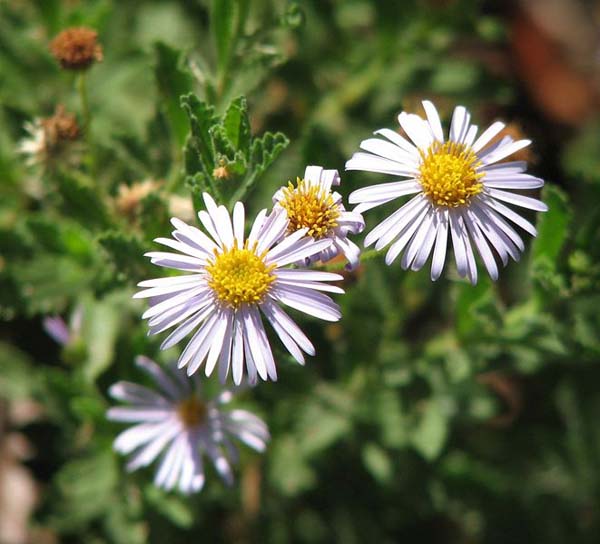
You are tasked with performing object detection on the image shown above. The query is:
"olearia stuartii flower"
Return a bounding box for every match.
[346,100,548,283]
[107,356,269,494]
[273,165,365,269]
[135,193,344,385]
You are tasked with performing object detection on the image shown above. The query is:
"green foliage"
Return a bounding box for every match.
[182,92,289,209]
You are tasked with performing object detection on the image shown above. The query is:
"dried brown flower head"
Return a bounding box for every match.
[41,105,80,148]
[18,105,80,167]
[49,27,103,70]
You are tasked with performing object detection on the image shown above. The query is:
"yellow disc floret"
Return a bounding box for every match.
[177,396,207,428]
[279,178,340,239]
[418,141,484,207]
[206,243,275,308]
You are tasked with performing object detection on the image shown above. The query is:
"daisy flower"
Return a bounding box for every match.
[135,193,343,385]
[107,356,269,494]
[273,165,365,269]
[346,101,548,283]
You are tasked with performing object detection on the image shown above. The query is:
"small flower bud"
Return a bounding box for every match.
[212,165,230,180]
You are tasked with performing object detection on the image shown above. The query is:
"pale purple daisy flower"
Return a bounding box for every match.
[346,100,548,284]
[272,165,365,269]
[135,193,343,385]
[107,356,269,494]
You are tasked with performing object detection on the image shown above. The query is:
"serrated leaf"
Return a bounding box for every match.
[181,93,217,172]
[154,42,194,147]
[138,192,171,242]
[56,172,110,230]
[455,277,500,340]
[98,230,151,283]
[210,124,237,158]
[223,96,251,152]
[249,131,289,175]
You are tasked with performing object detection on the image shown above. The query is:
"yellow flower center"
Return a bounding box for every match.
[279,178,340,239]
[176,396,206,428]
[418,141,484,207]
[206,243,275,308]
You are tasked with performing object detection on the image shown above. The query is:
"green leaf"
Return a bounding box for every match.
[98,230,151,284]
[138,192,171,243]
[213,0,237,76]
[53,450,118,530]
[144,485,194,528]
[455,277,500,340]
[222,96,251,152]
[80,293,124,382]
[0,342,36,400]
[362,442,393,483]
[56,172,111,230]
[532,185,571,268]
[269,434,316,497]
[154,42,194,147]
[181,93,217,172]
[411,399,450,461]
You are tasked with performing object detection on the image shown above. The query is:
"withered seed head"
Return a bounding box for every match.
[42,105,80,148]
[49,27,103,70]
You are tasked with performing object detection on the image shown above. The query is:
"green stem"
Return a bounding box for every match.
[77,72,90,132]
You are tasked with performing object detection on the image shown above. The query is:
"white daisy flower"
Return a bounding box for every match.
[107,356,269,494]
[135,193,344,385]
[273,165,365,269]
[346,101,548,284]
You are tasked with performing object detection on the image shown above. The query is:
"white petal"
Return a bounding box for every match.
[232,202,245,247]
[487,189,548,212]
[449,210,468,278]
[398,112,434,148]
[269,238,332,267]
[247,209,268,246]
[349,180,421,204]
[481,139,531,165]
[483,175,544,189]
[374,128,418,155]
[272,285,341,322]
[471,121,505,152]
[135,356,183,399]
[483,197,538,237]
[400,210,435,270]
[256,209,289,254]
[365,193,425,247]
[422,100,444,142]
[359,138,417,165]
[231,318,244,386]
[430,210,449,280]
[274,269,343,282]
[260,301,314,355]
[463,210,498,281]
[345,152,415,176]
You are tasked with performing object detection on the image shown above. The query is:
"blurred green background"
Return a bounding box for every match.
[1,0,600,542]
